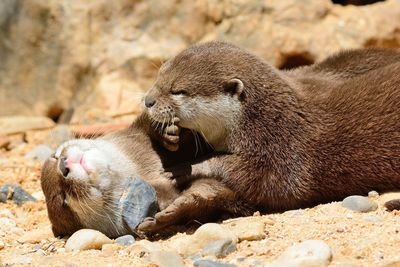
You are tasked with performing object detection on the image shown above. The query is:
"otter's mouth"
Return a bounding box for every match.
[119,176,159,232]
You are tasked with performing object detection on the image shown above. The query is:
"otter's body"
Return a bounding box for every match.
[145,42,400,211]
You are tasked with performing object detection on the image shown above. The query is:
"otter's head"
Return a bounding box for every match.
[143,41,261,150]
[41,139,135,238]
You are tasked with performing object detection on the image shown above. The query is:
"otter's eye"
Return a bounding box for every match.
[171,90,187,96]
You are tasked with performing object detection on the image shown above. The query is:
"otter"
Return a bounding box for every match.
[41,114,252,238]
[142,41,400,230]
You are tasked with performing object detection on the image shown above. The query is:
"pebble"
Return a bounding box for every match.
[25,144,53,162]
[148,250,185,267]
[202,239,237,258]
[0,134,10,149]
[223,217,266,241]
[0,184,36,205]
[342,195,378,212]
[0,116,55,135]
[17,227,53,244]
[0,240,4,250]
[268,240,332,267]
[65,229,113,252]
[169,223,237,257]
[193,259,236,267]
[135,239,163,252]
[368,190,379,198]
[32,191,45,201]
[120,177,158,232]
[363,215,383,223]
[115,235,135,246]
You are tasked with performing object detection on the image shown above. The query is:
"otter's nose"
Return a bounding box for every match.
[59,157,70,177]
[144,95,156,108]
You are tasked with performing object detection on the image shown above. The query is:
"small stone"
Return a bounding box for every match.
[148,250,185,267]
[65,229,113,252]
[368,190,379,198]
[169,223,237,257]
[223,217,266,241]
[32,191,45,201]
[0,240,4,250]
[0,209,14,218]
[363,215,383,223]
[0,134,10,149]
[115,235,135,246]
[135,239,163,252]
[0,184,36,205]
[202,239,237,258]
[193,259,236,267]
[102,243,120,255]
[0,116,55,135]
[268,240,332,267]
[25,144,53,162]
[18,227,53,244]
[342,195,378,213]
[120,177,159,232]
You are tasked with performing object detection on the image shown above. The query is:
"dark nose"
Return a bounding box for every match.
[144,95,156,108]
[59,157,70,177]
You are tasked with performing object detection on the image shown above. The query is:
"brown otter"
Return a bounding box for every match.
[41,114,252,238]
[142,41,400,229]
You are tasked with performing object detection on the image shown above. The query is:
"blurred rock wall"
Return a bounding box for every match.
[1,0,400,123]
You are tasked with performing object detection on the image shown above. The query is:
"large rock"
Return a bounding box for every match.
[0,116,54,135]
[1,0,400,122]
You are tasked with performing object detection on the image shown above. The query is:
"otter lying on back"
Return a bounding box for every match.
[41,114,252,237]
[142,41,400,229]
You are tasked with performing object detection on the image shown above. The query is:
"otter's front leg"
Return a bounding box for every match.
[138,178,254,232]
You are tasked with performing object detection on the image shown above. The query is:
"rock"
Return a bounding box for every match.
[342,195,378,212]
[268,240,332,267]
[115,235,135,246]
[25,144,53,162]
[135,240,163,252]
[0,184,36,205]
[0,240,4,250]
[101,243,120,255]
[169,223,237,257]
[368,190,379,198]
[0,134,9,149]
[193,259,236,267]
[120,177,159,232]
[223,217,266,241]
[148,250,185,267]
[202,239,237,258]
[2,1,400,123]
[17,227,53,244]
[31,191,45,201]
[0,116,55,134]
[363,215,383,223]
[65,229,113,252]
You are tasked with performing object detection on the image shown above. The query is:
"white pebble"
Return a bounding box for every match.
[269,240,332,267]
[65,229,112,252]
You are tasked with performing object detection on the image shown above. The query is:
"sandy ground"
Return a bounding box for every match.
[0,128,399,267]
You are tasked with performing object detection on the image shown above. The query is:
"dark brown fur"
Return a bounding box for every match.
[145,42,400,214]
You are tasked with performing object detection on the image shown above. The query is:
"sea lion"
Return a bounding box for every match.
[41,114,252,238]
[142,41,400,229]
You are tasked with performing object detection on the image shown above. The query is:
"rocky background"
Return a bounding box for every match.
[1,0,400,128]
[1,0,400,266]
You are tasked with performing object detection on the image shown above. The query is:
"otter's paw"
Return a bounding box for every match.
[161,121,181,151]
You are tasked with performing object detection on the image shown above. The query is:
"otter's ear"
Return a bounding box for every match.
[224,78,244,98]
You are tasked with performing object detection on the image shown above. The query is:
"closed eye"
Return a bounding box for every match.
[171,90,187,95]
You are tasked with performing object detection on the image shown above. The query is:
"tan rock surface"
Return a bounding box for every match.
[1,0,400,122]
